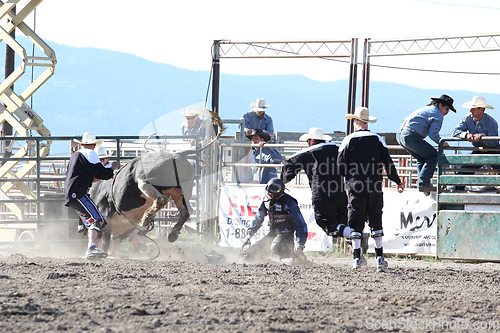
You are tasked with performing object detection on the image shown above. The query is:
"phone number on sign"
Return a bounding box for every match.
[225,228,263,239]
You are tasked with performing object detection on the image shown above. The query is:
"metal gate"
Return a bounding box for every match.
[0,135,207,251]
[436,137,500,261]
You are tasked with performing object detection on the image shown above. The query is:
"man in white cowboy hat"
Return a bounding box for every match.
[451,96,499,191]
[95,146,112,168]
[282,127,353,242]
[396,94,456,192]
[65,132,120,259]
[240,98,274,137]
[180,107,208,146]
[237,129,282,184]
[338,107,404,270]
[452,96,497,146]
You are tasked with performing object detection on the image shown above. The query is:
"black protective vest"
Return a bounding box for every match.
[264,193,295,234]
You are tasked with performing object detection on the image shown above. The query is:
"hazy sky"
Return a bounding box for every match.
[13,0,500,93]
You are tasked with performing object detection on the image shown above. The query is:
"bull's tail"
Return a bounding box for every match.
[180,107,226,158]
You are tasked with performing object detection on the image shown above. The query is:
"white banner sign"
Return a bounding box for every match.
[373,190,437,255]
[218,185,437,255]
[218,185,334,251]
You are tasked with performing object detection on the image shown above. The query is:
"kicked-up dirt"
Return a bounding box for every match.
[1,240,500,332]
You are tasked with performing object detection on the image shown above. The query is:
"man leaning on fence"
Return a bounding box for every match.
[451,96,500,192]
[237,129,282,185]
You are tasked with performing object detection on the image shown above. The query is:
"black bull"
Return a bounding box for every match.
[90,150,195,253]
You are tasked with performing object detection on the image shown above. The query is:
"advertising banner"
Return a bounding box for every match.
[218,185,334,251]
[218,185,437,255]
[373,190,437,255]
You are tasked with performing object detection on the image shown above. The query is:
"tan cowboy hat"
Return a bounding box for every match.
[95,146,109,158]
[179,107,199,117]
[299,127,332,141]
[462,96,494,109]
[250,98,270,111]
[345,106,377,123]
[73,132,102,145]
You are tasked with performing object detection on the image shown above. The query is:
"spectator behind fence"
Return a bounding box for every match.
[180,107,207,146]
[237,129,282,185]
[95,146,112,168]
[396,94,456,192]
[451,96,499,191]
[241,98,274,137]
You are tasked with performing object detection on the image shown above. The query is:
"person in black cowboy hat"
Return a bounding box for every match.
[237,129,282,185]
[396,94,456,192]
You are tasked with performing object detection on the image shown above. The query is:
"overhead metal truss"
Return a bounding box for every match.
[360,33,500,109]
[365,33,500,57]
[215,40,354,59]
[211,39,359,135]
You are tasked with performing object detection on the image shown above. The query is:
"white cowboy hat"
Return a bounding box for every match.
[179,107,199,117]
[250,98,270,111]
[345,106,377,123]
[95,146,109,158]
[462,96,494,109]
[73,132,101,145]
[299,127,332,141]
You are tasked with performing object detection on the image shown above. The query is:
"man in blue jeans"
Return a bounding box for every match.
[396,95,456,192]
[451,96,499,191]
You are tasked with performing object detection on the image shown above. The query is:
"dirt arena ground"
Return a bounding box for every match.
[1,240,500,333]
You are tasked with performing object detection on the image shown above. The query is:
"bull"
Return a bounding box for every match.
[90,109,224,257]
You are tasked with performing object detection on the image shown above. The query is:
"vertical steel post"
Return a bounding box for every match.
[361,38,371,108]
[211,41,220,115]
[206,41,221,244]
[346,38,358,135]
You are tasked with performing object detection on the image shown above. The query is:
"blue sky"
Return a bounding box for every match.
[2,1,499,147]
[10,0,500,94]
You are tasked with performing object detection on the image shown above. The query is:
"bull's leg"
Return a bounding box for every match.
[137,179,169,228]
[101,227,112,252]
[109,229,134,257]
[168,190,191,243]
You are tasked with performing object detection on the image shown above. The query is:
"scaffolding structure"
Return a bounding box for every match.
[0,0,55,220]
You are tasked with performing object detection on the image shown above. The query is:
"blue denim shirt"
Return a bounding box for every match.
[451,113,499,148]
[241,111,274,134]
[400,105,444,144]
[238,147,282,184]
